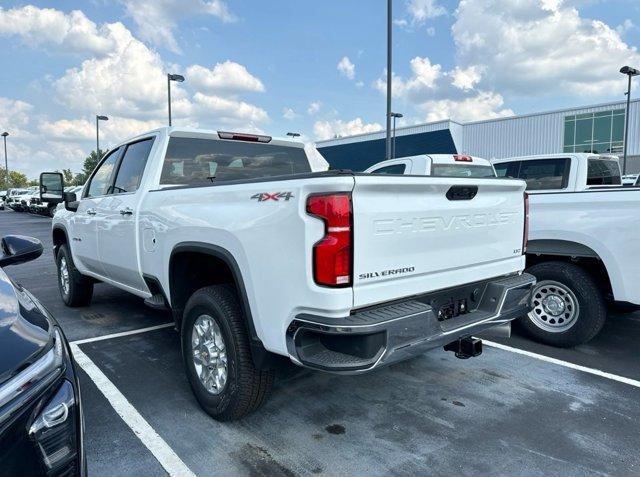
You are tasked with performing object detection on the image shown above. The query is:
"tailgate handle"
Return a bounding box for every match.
[446,185,478,201]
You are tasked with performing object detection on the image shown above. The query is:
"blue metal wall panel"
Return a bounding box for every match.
[317,130,457,171]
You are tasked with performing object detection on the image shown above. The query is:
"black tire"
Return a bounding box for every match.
[56,244,93,307]
[181,285,274,421]
[518,261,607,347]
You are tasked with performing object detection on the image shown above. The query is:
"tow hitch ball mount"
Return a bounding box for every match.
[444,337,483,359]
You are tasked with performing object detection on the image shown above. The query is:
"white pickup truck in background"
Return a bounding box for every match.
[493,153,640,347]
[365,154,497,177]
[41,127,534,420]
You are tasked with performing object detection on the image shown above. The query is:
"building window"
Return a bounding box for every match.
[563,109,625,154]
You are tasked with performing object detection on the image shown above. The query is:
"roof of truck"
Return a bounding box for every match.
[492,153,620,164]
[117,126,305,150]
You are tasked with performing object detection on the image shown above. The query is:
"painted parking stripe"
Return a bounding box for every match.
[71,322,174,345]
[70,343,195,477]
[484,340,640,389]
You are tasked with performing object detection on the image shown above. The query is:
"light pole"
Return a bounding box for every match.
[167,73,185,126]
[385,0,393,160]
[390,112,403,159]
[620,66,639,174]
[286,132,301,138]
[96,115,108,162]
[1,132,8,189]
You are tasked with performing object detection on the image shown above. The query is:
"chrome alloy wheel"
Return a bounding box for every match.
[191,314,228,395]
[528,280,579,333]
[59,257,70,296]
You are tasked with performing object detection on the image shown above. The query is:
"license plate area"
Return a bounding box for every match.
[416,280,490,322]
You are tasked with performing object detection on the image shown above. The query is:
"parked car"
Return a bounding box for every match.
[4,188,28,211]
[492,153,640,347]
[42,127,534,420]
[365,154,497,177]
[0,235,85,475]
[622,174,639,186]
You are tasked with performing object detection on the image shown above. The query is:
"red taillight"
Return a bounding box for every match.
[454,154,473,162]
[523,192,529,255]
[306,193,352,287]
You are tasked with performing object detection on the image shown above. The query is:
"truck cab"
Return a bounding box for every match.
[365,154,497,178]
[492,153,622,192]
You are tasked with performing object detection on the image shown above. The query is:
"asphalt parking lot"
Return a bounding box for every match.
[2,209,640,476]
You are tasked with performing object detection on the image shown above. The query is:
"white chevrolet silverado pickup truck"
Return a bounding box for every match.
[493,153,640,347]
[41,127,534,420]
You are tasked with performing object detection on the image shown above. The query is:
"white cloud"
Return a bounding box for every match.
[449,66,482,91]
[616,19,635,36]
[406,0,446,24]
[426,27,435,36]
[452,0,640,97]
[307,101,322,115]
[418,91,514,123]
[282,107,297,120]
[313,118,383,141]
[118,0,235,53]
[186,61,265,95]
[0,97,33,133]
[192,93,268,125]
[337,56,356,80]
[375,57,441,99]
[0,5,115,55]
[53,22,171,118]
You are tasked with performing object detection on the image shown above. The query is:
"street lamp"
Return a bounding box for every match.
[167,73,185,126]
[385,0,393,160]
[1,132,8,189]
[390,112,403,159]
[620,65,639,174]
[286,132,301,138]
[96,115,109,162]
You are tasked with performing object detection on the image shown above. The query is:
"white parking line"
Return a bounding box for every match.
[71,322,174,345]
[70,343,195,477]
[484,340,640,389]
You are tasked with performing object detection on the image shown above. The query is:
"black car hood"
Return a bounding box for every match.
[0,268,52,385]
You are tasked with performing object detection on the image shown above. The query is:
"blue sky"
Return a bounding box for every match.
[0,0,639,178]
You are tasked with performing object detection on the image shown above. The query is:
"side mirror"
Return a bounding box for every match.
[63,192,79,212]
[40,172,64,204]
[0,235,44,267]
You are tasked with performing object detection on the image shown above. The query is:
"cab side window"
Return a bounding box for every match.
[518,158,569,190]
[494,161,520,178]
[110,138,154,194]
[370,164,406,174]
[86,148,121,198]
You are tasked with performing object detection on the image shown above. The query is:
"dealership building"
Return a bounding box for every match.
[316,99,640,174]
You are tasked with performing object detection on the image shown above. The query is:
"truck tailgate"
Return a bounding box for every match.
[352,175,526,308]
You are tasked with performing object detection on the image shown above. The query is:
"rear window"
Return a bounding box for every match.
[586,158,621,185]
[160,137,311,185]
[431,164,496,178]
[518,158,570,190]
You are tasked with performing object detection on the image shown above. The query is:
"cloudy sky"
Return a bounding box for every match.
[0,0,639,178]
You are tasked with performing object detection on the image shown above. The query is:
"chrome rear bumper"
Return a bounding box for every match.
[286,273,536,373]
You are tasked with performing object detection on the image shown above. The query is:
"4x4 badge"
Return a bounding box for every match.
[251,192,294,202]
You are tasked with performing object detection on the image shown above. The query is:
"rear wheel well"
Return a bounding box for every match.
[169,251,236,320]
[526,254,613,300]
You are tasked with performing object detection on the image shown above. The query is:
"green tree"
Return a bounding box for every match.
[62,168,74,185]
[72,149,104,186]
[1,167,29,189]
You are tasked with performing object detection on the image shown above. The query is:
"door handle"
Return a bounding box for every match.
[120,207,134,216]
[86,208,96,215]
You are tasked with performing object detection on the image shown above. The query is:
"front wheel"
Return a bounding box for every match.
[518,261,607,347]
[181,285,274,421]
[56,244,93,307]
